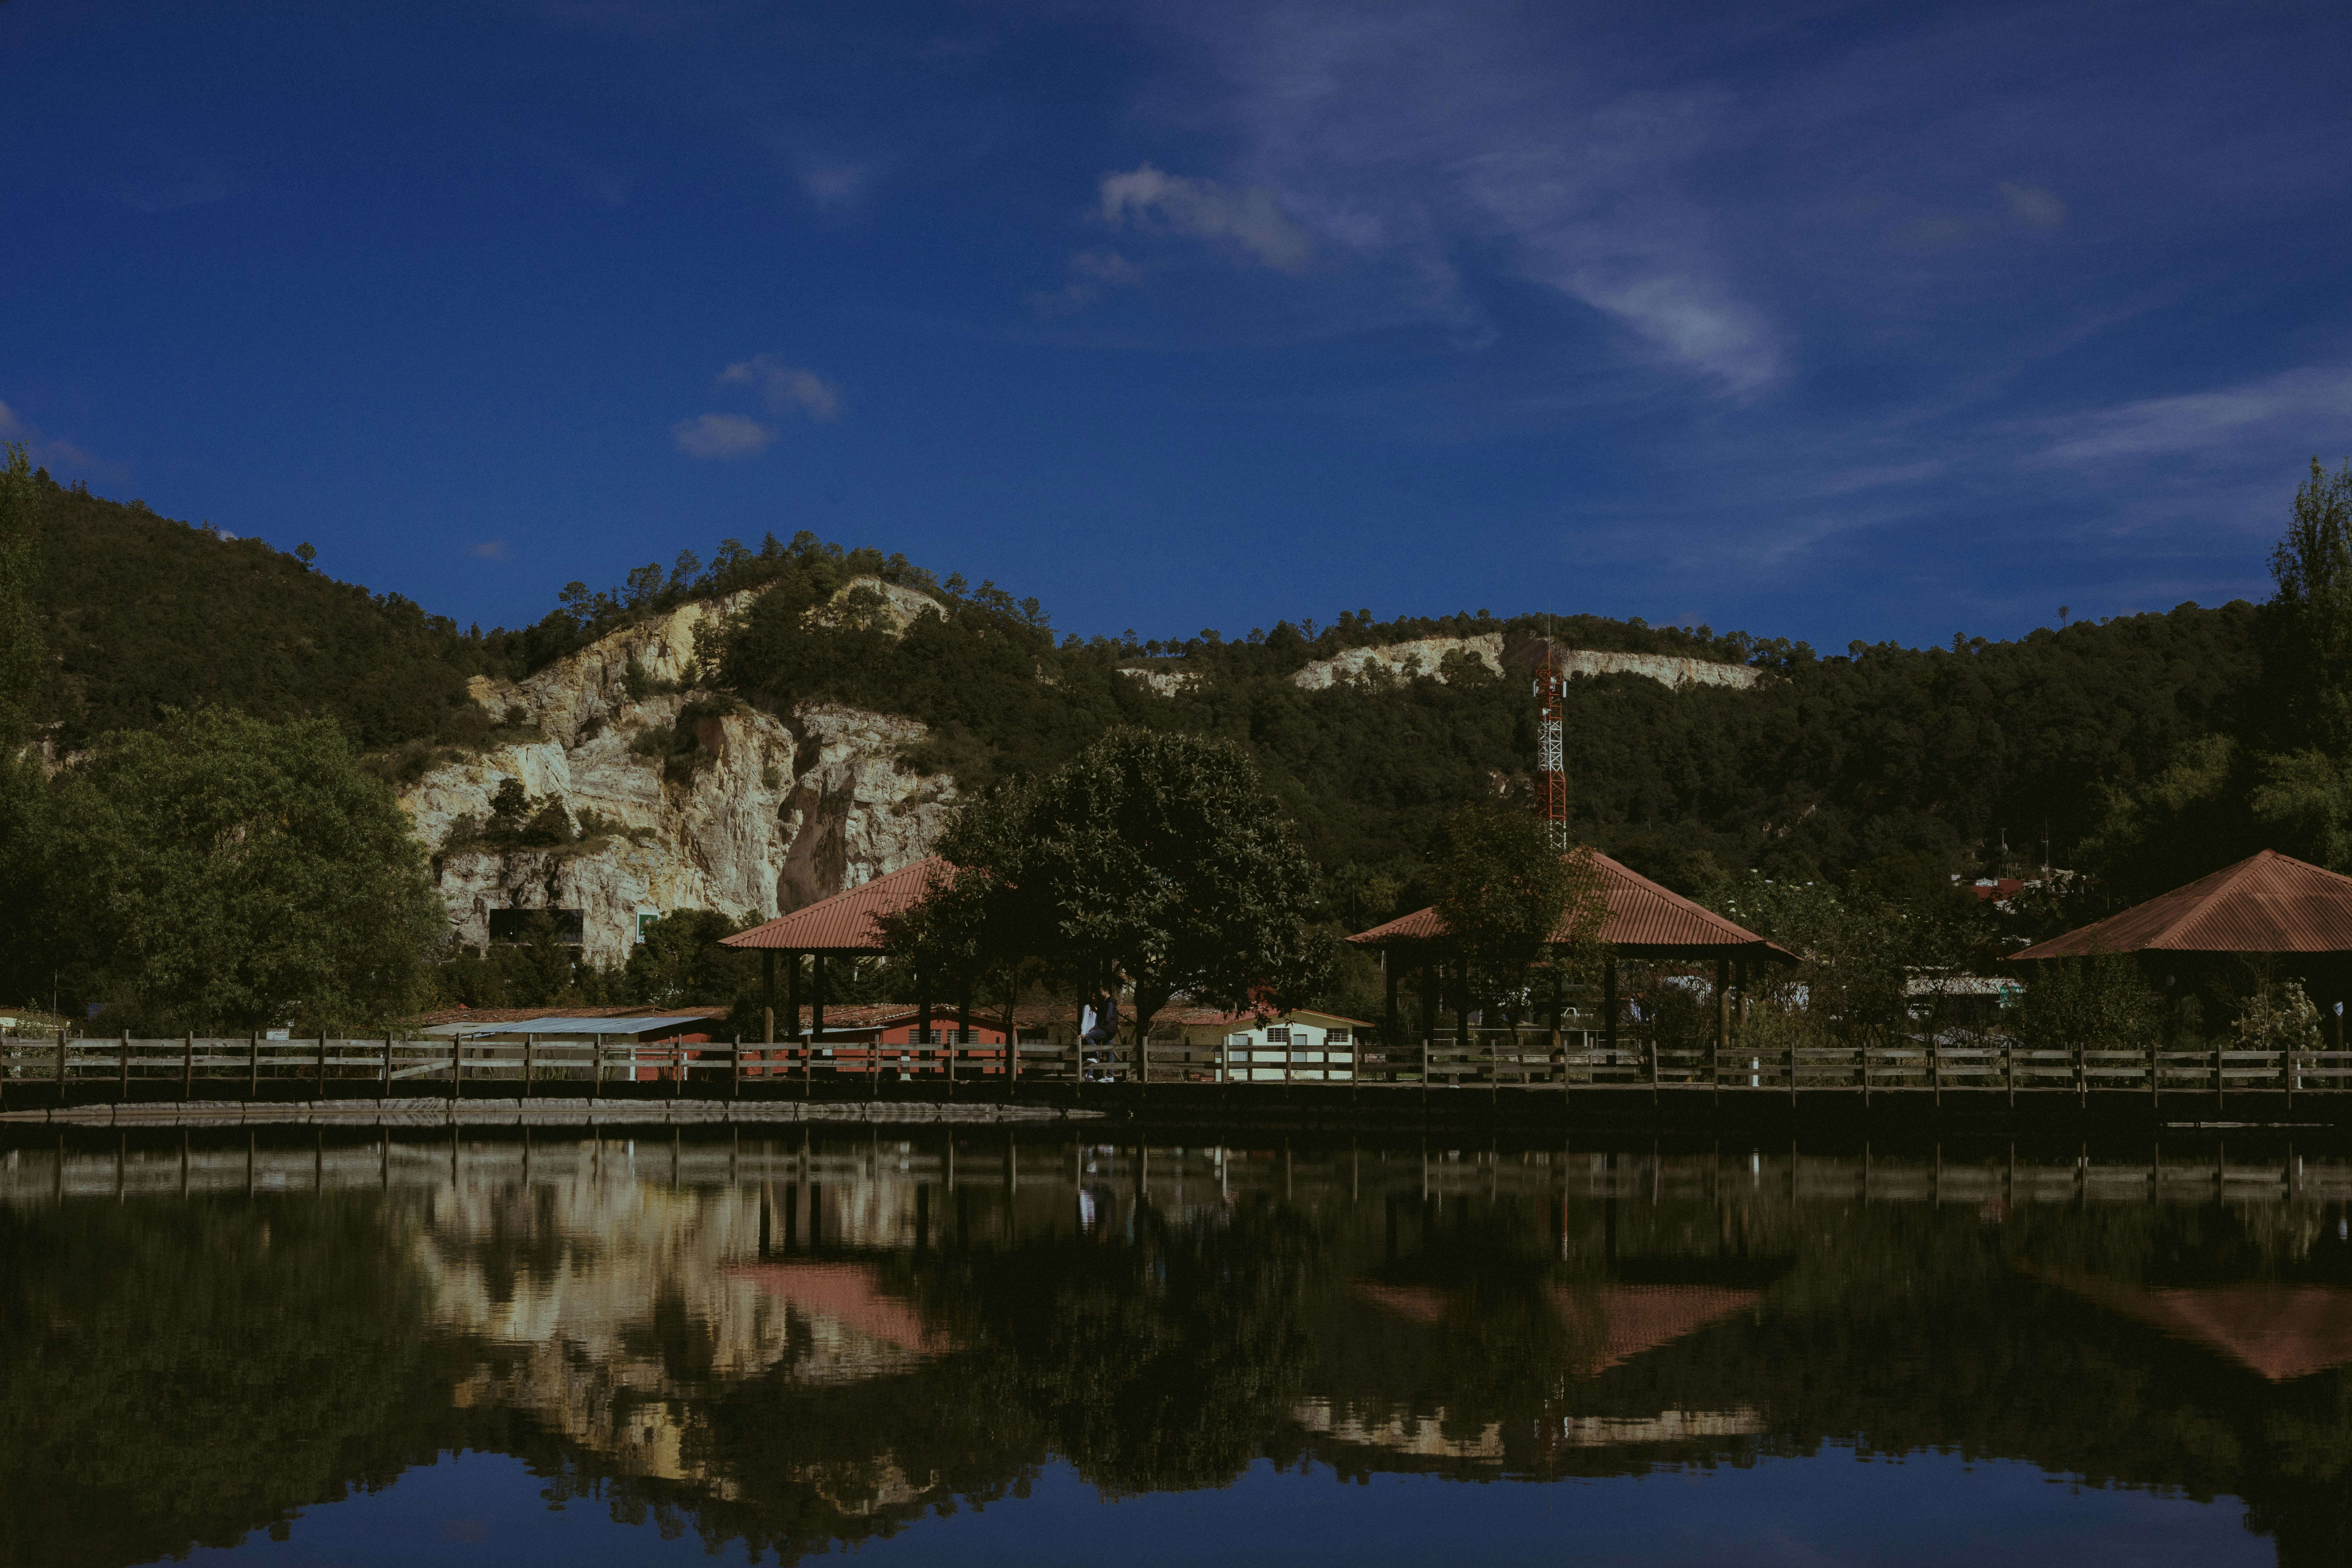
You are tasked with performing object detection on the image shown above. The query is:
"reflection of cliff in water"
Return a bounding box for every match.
[12,1133,2352,1565]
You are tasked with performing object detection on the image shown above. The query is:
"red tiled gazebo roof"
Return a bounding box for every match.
[1348,850,1793,963]
[2010,850,2352,961]
[720,857,947,955]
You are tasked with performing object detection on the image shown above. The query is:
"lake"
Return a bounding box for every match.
[4,1124,2348,1566]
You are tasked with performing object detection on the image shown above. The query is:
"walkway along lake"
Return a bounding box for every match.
[11,1031,2352,1133]
[5,1124,2352,1566]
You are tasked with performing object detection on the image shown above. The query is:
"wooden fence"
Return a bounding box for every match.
[9,1027,2352,1103]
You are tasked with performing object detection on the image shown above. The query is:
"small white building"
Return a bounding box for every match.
[1199,1009,1368,1083]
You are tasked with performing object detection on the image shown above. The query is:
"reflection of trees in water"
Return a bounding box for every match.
[0,1195,432,1568]
[911,1198,1320,1494]
[485,1356,1048,1564]
[22,1143,2352,1568]
[1349,1198,1609,1427]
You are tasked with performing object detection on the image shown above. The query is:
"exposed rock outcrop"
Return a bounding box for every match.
[1289,633,1762,693]
[397,582,955,968]
[1117,666,1203,697]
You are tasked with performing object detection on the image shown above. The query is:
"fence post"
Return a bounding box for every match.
[249,1032,260,1099]
[1932,1041,1941,1109]
[182,1032,194,1102]
[593,1040,605,1099]
[2151,1040,2160,1107]
[524,1033,536,1099]
[57,1027,68,1101]
[732,1036,742,1100]
[1420,1033,1430,1099]
[1648,1033,1659,1105]
[120,1030,130,1099]
[2005,1038,2015,1107]
[316,1034,327,1099]
[2214,1043,2225,1109]
[383,1036,394,1099]
[452,1037,463,1101]
[1788,1039,1797,1107]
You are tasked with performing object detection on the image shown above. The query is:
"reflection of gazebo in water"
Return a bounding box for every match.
[1346,851,1794,1053]
[1349,1278,1760,1376]
[2008,850,2352,1036]
[2051,1273,2352,1383]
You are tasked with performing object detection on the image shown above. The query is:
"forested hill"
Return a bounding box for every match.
[33,475,517,751]
[24,470,2263,897]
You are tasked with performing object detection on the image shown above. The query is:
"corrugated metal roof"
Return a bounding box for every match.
[1348,850,1792,961]
[719,858,947,953]
[2009,850,2352,959]
[414,1004,720,1027]
[423,1013,720,1037]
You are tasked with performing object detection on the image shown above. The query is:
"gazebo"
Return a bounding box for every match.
[1347,851,1793,1054]
[2007,849,2352,1026]
[720,857,956,1045]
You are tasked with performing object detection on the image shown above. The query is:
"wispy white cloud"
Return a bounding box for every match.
[795,153,880,210]
[0,399,109,478]
[1030,249,1145,318]
[2037,365,2352,466]
[672,412,774,459]
[1098,164,1315,274]
[1122,5,1782,390]
[1999,181,2066,229]
[717,355,843,421]
[464,540,512,560]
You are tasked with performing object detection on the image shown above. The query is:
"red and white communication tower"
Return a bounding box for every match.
[1534,644,1568,852]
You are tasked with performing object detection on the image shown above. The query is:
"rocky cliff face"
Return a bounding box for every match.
[397,579,955,968]
[1289,633,1763,693]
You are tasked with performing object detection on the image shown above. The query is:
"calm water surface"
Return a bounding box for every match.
[5,1126,2350,1566]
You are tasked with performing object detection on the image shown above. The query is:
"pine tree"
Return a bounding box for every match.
[0,444,43,750]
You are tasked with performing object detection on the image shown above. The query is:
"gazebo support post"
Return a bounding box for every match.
[763,951,776,1046]
[786,951,800,1044]
[1384,963,1400,1082]
[1548,958,1564,1092]
[955,990,971,1095]
[1713,958,1729,1101]
[917,977,933,1083]
[1455,962,1473,1089]
[812,954,827,1044]
[1602,959,1619,1062]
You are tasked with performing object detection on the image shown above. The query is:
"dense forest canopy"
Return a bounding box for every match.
[15,460,2323,921]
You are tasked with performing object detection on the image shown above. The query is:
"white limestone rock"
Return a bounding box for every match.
[1288,633,1762,693]
[398,584,955,969]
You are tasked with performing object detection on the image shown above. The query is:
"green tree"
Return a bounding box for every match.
[1428,804,1603,1013]
[0,443,41,750]
[878,797,1039,1016]
[889,729,1320,1040]
[2016,953,2158,1054]
[0,446,49,1010]
[2264,456,2352,755]
[624,908,755,1008]
[51,707,444,1032]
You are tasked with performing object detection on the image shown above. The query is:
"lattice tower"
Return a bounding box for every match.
[1534,645,1568,852]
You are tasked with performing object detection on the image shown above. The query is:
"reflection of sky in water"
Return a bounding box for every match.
[171,1449,2266,1568]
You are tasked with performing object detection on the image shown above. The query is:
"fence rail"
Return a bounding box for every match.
[7,1028,2351,1104]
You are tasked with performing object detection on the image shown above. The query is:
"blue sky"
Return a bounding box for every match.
[4,0,2349,650]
